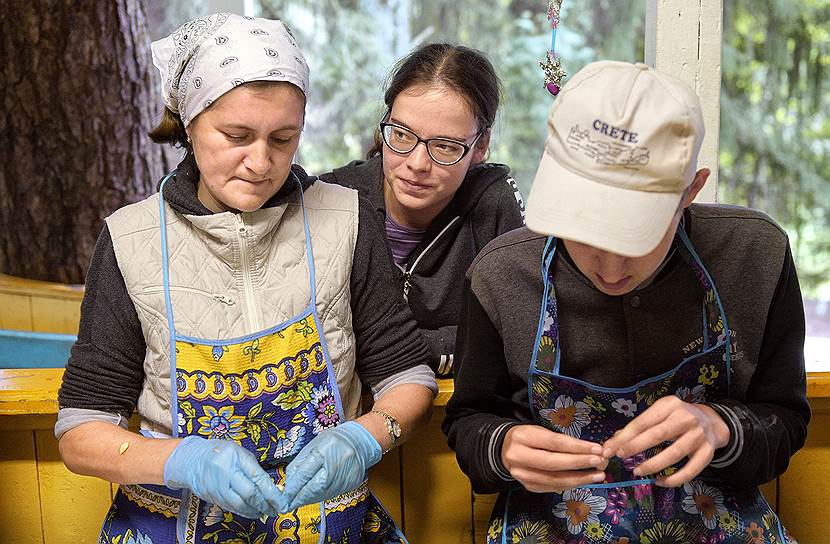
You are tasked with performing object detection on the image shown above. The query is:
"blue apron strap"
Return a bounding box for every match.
[500,488,513,544]
[317,502,326,544]
[531,238,556,376]
[295,176,348,425]
[676,226,732,382]
[673,232,712,350]
[158,171,181,437]
[541,235,556,279]
[544,238,563,375]
[296,177,318,306]
[528,237,561,410]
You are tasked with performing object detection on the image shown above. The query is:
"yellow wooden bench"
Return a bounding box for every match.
[1,273,828,543]
[0,274,476,543]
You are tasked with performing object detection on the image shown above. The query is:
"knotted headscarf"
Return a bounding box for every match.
[151,13,309,127]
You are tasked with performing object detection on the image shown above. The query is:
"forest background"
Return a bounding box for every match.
[150,0,830,299]
[2,0,828,364]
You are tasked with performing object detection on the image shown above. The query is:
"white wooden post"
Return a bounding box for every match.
[645,0,723,203]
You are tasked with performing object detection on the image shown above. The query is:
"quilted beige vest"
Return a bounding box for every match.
[106,180,360,434]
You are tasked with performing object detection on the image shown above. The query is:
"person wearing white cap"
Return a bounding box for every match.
[55,12,435,543]
[444,60,807,542]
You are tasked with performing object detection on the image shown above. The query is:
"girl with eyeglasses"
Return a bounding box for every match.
[321,43,525,378]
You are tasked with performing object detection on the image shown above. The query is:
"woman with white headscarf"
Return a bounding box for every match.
[56,13,435,543]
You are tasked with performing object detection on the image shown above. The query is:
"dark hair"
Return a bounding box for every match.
[148,81,305,148]
[149,107,189,147]
[367,43,502,158]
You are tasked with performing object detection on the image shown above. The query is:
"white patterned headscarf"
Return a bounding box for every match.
[151,13,309,127]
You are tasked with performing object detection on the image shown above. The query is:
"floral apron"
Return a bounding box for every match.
[487,229,795,544]
[99,173,406,544]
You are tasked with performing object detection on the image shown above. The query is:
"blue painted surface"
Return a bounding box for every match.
[0,329,75,368]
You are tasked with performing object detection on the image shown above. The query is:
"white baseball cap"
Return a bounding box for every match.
[525,60,705,257]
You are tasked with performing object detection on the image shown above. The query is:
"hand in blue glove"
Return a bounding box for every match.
[164,435,286,518]
[282,421,382,511]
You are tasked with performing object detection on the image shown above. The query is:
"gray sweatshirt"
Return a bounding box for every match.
[444,204,810,493]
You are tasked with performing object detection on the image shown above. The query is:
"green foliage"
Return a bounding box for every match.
[720,0,830,296]
[257,0,398,170]
[154,1,828,293]
[145,0,210,39]
[254,0,644,192]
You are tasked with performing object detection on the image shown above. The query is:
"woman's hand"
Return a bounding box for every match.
[602,396,730,487]
[501,424,607,493]
[164,436,285,518]
[282,421,382,510]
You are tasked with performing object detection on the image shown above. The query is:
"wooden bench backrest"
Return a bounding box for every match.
[0,274,83,334]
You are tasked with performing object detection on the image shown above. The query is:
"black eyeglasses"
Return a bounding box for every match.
[379,121,485,166]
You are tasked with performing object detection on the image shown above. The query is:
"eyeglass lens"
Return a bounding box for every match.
[382,124,467,164]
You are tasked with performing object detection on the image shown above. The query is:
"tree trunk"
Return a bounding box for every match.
[0,0,168,284]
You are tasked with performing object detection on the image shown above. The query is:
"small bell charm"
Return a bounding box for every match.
[540,51,566,96]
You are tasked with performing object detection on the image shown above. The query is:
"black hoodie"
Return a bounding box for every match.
[320,155,525,377]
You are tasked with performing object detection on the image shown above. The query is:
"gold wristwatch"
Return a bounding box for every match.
[371,409,401,453]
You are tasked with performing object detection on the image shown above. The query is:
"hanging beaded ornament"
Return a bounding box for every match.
[540,0,566,95]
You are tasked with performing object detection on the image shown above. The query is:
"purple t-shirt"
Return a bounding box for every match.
[385,213,426,269]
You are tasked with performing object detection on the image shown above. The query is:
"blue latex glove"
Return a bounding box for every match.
[282,421,382,511]
[164,435,286,518]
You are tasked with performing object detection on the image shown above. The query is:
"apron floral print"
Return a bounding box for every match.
[487,229,795,544]
[99,173,405,544]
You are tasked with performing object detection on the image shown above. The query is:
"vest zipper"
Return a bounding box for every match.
[234,214,261,330]
[403,216,460,301]
[143,286,235,305]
